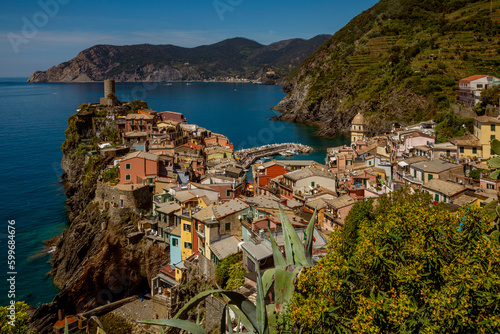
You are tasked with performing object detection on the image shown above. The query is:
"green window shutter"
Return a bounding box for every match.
[428,174,433,181]
[434,194,439,201]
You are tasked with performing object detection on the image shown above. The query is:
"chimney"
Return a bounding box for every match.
[259,229,264,239]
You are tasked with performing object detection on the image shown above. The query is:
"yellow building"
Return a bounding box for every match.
[180,214,193,260]
[451,116,500,160]
[350,112,366,146]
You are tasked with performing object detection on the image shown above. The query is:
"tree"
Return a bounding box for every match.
[0,302,34,334]
[289,191,500,333]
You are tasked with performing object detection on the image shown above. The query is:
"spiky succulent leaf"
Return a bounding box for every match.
[280,206,308,266]
[226,305,233,334]
[137,319,207,334]
[279,206,295,265]
[304,210,317,266]
[269,230,286,267]
[220,304,227,334]
[490,230,500,244]
[171,289,259,332]
[274,266,301,305]
[262,268,275,296]
[487,157,500,168]
[490,169,500,180]
[64,319,68,334]
[491,138,500,155]
[256,263,269,334]
[228,304,256,334]
[496,204,500,219]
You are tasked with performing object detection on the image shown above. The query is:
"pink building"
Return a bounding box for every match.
[120,151,159,184]
[403,133,435,156]
[126,114,155,138]
[480,173,500,191]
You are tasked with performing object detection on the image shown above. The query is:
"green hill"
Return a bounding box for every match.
[27,36,331,83]
[274,0,500,136]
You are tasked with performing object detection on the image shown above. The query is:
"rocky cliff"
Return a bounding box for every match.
[28,107,168,333]
[273,0,500,136]
[28,36,330,83]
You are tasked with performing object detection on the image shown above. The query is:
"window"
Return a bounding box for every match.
[369,161,372,165]
[183,223,191,232]
[131,119,134,125]
[172,238,178,247]
[434,194,439,202]
[195,221,198,230]
[428,174,433,181]
[125,174,131,180]
[226,189,231,197]
[491,135,496,141]
[460,147,464,153]
[311,181,315,187]
[477,84,483,89]
[487,184,495,190]
[140,119,143,125]
[492,125,496,132]
[225,222,231,231]
[184,242,192,249]
[125,163,131,170]
[472,147,477,154]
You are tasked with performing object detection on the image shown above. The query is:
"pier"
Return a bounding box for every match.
[234,143,313,169]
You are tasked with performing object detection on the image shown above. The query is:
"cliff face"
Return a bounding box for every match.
[27,36,331,83]
[29,110,168,333]
[274,0,500,136]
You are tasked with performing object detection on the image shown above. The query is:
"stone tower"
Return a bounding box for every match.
[350,112,366,146]
[100,79,117,106]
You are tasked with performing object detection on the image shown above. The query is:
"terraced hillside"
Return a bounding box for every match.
[274,0,500,137]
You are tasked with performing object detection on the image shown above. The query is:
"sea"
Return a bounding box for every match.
[0,78,349,307]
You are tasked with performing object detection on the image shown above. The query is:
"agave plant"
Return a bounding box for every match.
[138,207,318,333]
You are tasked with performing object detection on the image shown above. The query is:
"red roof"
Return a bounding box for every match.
[160,264,176,278]
[54,317,77,327]
[460,75,488,82]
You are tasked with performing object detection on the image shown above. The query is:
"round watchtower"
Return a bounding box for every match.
[104,79,115,98]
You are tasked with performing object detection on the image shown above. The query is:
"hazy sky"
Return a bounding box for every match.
[0,0,377,77]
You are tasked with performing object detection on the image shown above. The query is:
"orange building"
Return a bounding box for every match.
[119,151,159,184]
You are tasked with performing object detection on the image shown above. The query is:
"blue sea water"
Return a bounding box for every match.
[0,79,349,307]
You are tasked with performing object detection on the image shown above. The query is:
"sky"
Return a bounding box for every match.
[0,0,377,77]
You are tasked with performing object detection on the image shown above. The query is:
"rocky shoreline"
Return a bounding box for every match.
[28,111,168,333]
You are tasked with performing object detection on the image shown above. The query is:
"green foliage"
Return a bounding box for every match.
[469,168,487,180]
[433,111,473,142]
[215,253,242,288]
[0,302,34,334]
[480,85,500,107]
[289,190,500,333]
[127,99,149,113]
[293,0,500,128]
[225,262,246,290]
[102,167,119,183]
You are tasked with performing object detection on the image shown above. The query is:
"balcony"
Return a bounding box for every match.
[402,173,424,185]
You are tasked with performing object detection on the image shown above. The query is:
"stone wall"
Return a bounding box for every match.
[205,294,225,333]
[95,181,152,222]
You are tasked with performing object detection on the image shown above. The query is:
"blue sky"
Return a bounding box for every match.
[0,0,377,77]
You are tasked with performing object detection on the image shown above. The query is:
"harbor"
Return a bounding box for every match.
[234,143,313,169]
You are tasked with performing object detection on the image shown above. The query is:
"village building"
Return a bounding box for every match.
[125,113,155,138]
[323,195,356,230]
[277,167,336,201]
[406,159,463,186]
[456,75,500,107]
[421,179,467,203]
[119,151,159,185]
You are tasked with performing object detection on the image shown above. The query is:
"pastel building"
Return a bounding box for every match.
[119,151,159,184]
[456,75,500,107]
